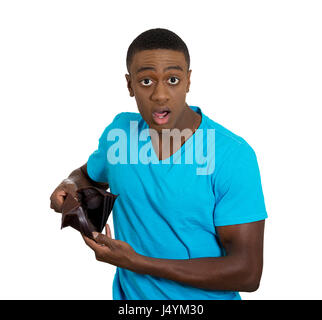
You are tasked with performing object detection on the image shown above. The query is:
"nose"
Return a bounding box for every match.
[150,81,169,104]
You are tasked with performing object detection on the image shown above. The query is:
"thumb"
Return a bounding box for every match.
[105,224,112,238]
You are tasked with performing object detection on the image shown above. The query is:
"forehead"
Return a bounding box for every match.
[130,49,188,73]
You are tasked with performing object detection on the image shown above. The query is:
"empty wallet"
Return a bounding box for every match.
[61,186,118,240]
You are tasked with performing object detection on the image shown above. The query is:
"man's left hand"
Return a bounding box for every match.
[82,224,139,269]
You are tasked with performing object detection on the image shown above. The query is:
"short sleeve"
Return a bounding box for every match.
[214,142,268,226]
[87,114,121,183]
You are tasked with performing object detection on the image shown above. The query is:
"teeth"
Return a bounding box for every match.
[154,111,168,119]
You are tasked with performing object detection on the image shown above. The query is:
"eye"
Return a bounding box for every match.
[168,76,180,85]
[140,79,153,86]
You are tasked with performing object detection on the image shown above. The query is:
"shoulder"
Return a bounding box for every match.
[99,112,141,137]
[113,112,141,122]
[201,112,257,174]
[110,112,141,127]
[202,112,246,146]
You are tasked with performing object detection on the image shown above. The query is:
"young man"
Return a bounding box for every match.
[50,28,267,300]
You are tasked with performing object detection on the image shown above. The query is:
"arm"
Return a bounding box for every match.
[69,163,109,190]
[132,220,265,292]
[83,220,265,292]
[50,163,109,213]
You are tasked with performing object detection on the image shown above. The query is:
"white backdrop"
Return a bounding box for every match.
[1,0,321,300]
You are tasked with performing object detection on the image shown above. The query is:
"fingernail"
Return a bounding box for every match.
[92,232,99,239]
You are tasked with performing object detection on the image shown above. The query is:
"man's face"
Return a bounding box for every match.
[125,49,191,132]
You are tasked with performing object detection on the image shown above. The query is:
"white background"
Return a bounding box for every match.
[1,0,321,300]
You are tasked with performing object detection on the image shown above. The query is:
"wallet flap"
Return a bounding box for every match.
[62,193,80,214]
[61,187,118,238]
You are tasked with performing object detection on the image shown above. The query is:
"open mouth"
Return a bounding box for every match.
[153,111,170,119]
[152,109,171,125]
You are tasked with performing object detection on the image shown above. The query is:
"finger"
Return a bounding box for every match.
[92,232,112,247]
[105,224,112,238]
[50,190,67,213]
[82,234,103,250]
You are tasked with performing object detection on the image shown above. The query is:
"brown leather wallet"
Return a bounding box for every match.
[61,186,118,240]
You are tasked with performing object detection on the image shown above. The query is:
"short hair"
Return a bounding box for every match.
[126,28,190,72]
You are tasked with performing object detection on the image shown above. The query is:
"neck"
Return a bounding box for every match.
[175,104,200,132]
[150,104,201,161]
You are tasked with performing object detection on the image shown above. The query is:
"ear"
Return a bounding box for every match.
[186,69,192,93]
[125,74,134,97]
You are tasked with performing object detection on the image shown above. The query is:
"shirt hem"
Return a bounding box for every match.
[215,212,268,227]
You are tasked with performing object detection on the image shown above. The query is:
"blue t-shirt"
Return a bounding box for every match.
[87,106,267,300]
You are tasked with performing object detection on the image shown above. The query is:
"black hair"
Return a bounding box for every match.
[126,28,190,72]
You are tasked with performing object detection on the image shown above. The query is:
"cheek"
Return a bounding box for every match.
[171,87,188,103]
[135,97,149,111]
[133,95,151,118]
[133,86,150,102]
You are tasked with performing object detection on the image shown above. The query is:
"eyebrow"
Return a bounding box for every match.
[136,65,184,74]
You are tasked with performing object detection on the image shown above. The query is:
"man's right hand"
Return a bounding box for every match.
[50,178,78,213]
[50,163,109,213]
